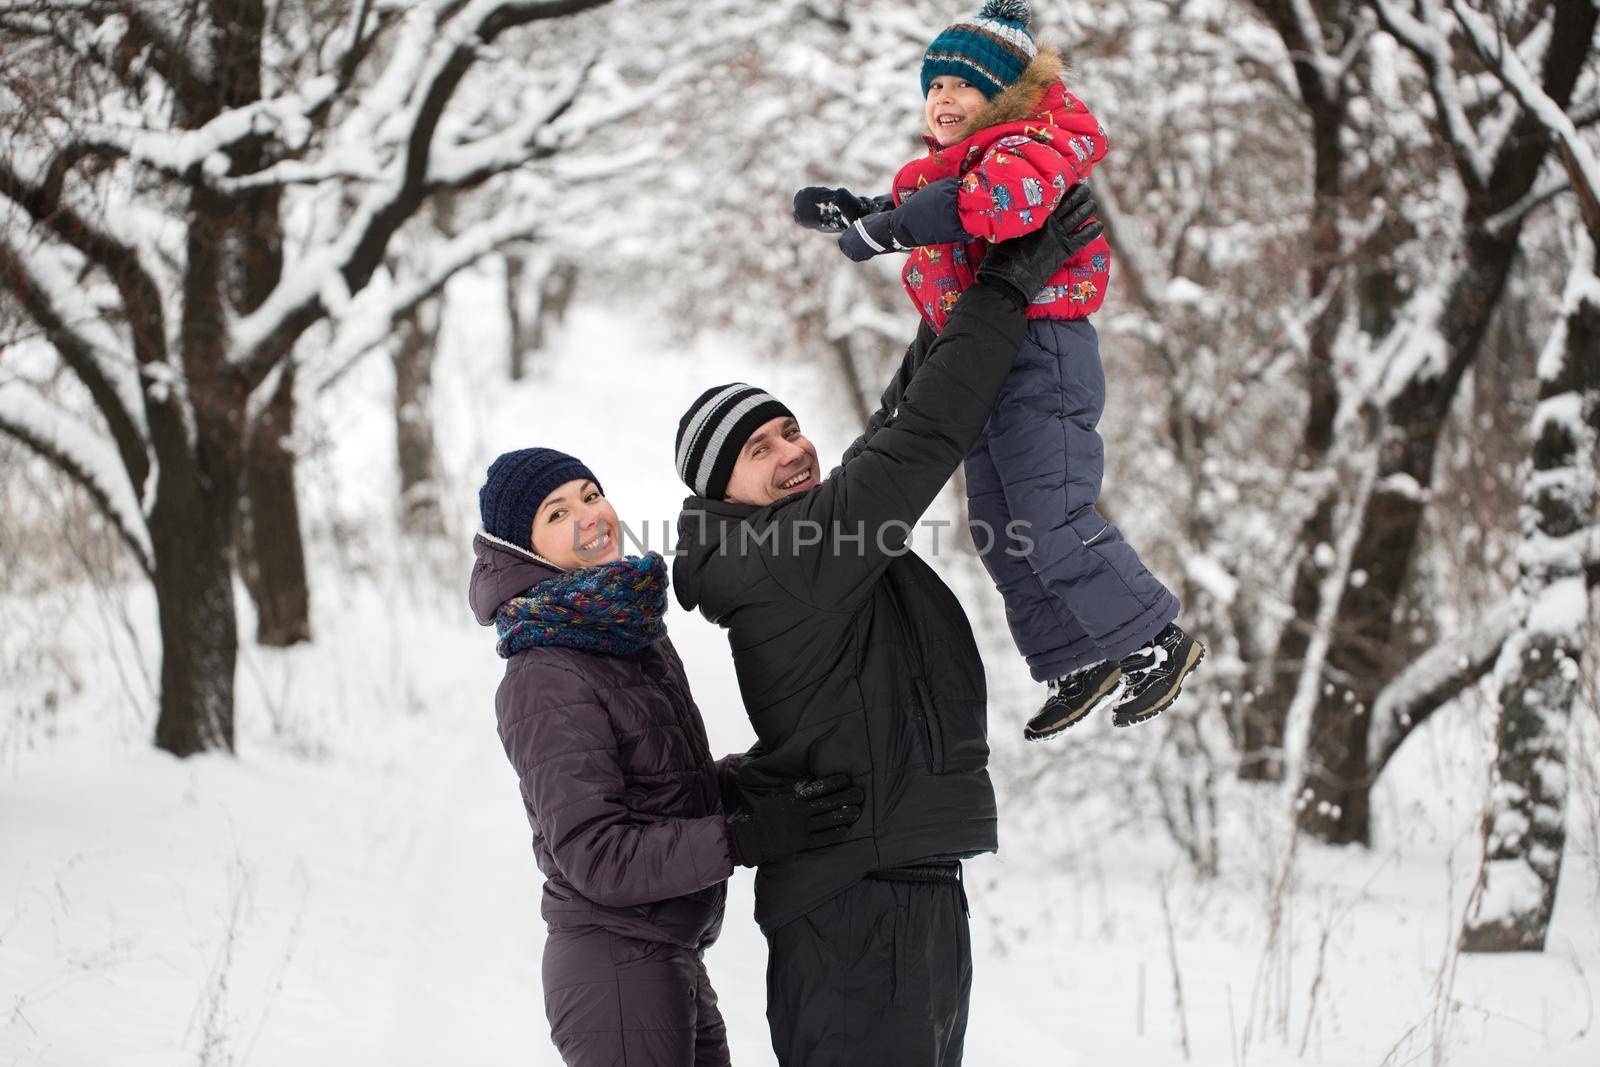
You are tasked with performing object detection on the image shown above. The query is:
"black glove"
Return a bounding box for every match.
[727,774,864,867]
[793,187,888,233]
[837,177,968,262]
[976,182,1104,309]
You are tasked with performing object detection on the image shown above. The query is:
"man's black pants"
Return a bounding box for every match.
[766,865,972,1066]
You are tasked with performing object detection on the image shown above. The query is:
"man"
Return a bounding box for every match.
[671,186,1103,1065]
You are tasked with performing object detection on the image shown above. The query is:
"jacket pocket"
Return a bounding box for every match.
[1066,508,1114,548]
[911,679,990,775]
[909,679,940,774]
[921,686,989,776]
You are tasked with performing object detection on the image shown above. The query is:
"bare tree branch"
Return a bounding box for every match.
[339,0,611,295]
[63,78,342,180]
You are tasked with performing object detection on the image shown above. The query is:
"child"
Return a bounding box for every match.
[793,0,1203,738]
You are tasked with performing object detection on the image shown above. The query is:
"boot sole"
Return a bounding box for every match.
[1113,641,1206,728]
[1024,674,1126,743]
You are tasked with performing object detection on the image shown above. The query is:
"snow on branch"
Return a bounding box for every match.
[1369,0,1493,190]
[1288,0,1341,101]
[231,0,612,387]
[213,157,383,194]
[425,55,598,189]
[1486,166,1571,236]
[0,1,210,100]
[1283,453,1381,789]
[311,199,546,393]
[0,384,153,576]
[1451,0,1600,236]
[0,232,151,493]
[0,159,171,369]
[1367,594,1519,774]
[67,75,339,181]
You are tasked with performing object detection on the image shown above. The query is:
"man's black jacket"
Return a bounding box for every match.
[673,284,1024,934]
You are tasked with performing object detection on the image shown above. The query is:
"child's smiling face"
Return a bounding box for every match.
[925,75,989,146]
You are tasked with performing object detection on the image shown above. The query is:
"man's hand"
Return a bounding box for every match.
[976,182,1104,309]
[728,774,864,867]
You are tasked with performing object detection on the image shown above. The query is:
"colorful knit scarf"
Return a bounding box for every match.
[494,553,668,659]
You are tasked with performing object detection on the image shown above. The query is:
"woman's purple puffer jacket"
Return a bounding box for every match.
[469,533,739,949]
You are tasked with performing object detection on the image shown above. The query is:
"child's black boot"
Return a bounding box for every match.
[1111,623,1205,727]
[1024,660,1124,741]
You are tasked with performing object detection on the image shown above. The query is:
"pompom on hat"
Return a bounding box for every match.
[921,0,1039,100]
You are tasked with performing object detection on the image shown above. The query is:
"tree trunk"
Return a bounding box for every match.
[1244,496,1334,781]
[150,457,239,756]
[153,166,246,755]
[536,259,578,349]
[504,248,574,381]
[238,360,312,645]
[1464,239,1599,952]
[222,0,311,648]
[1290,1,1597,841]
[393,300,447,538]
[506,250,529,380]
[1235,0,1352,781]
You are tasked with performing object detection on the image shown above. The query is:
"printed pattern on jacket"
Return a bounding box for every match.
[893,52,1112,331]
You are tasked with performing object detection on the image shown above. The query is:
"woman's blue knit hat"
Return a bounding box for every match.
[922,0,1038,100]
[479,447,601,550]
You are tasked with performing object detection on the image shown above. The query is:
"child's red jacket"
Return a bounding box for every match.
[891,46,1111,332]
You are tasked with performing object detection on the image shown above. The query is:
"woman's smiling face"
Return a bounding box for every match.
[925,75,988,146]
[530,478,622,570]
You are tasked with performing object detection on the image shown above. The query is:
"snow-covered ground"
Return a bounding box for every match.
[3,277,1597,1066]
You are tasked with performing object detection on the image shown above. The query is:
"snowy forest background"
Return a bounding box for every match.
[1,0,1598,1064]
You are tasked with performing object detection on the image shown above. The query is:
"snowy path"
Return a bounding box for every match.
[376,702,547,1064]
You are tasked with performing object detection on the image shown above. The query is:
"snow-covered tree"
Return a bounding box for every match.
[0,0,617,755]
[1452,0,1600,952]
[1277,0,1598,843]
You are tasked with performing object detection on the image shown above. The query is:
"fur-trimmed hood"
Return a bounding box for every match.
[931,44,1065,146]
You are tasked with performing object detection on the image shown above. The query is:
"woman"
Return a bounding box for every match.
[469,447,860,1066]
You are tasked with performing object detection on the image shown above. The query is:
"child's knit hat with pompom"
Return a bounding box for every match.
[921,0,1038,100]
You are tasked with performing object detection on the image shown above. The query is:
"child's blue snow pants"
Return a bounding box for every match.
[963,318,1179,682]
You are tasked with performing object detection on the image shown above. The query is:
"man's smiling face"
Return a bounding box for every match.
[723,416,821,506]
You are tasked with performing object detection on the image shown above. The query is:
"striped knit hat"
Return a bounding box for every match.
[922,0,1038,100]
[675,383,794,500]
